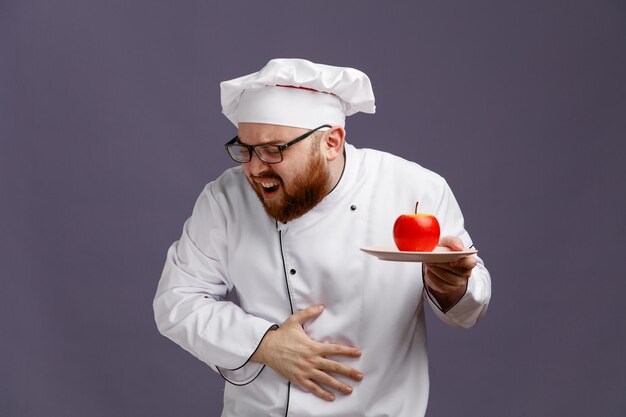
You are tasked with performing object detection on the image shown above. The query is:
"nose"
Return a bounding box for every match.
[245,151,270,176]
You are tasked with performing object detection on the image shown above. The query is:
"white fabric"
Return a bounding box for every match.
[220,58,376,129]
[154,144,491,417]
[237,86,345,129]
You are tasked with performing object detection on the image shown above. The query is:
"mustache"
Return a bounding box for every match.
[251,172,282,182]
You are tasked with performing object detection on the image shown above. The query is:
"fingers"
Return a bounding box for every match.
[290,304,325,326]
[425,264,468,293]
[450,255,477,269]
[289,305,362,360]
[425,266,461,293]
[310,368,354,396]
[317,357,363,382]
[300,378,337,402]
[297,360,363,402]
[427,255,477,274]
[316,342,362,359]
[438,235,465,251]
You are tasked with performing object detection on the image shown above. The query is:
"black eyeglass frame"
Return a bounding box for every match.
[224,124,332,164]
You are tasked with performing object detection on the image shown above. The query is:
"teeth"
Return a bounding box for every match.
[260,182,277,189]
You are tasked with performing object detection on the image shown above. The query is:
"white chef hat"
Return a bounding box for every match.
[220,58,376,129]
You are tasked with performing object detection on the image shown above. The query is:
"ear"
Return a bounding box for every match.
[322,126,345,161]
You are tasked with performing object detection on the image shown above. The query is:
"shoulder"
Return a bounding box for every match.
[205,166,247,197]
[193,166,255,213]
[349,145,447,189]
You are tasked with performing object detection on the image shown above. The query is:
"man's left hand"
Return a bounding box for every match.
[423,236,477,310]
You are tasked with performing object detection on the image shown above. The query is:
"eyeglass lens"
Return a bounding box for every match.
[229,144,283,163]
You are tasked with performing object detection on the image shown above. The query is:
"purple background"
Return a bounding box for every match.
[2,1,625,416]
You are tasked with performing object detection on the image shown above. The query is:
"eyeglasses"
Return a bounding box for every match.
[224,124,331,164]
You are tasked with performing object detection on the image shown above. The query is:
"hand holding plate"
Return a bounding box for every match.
[423,236,477,308]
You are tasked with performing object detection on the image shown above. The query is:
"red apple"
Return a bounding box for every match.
[393,202,440,252]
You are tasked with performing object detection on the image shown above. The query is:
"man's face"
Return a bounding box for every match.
[237,123,331,223]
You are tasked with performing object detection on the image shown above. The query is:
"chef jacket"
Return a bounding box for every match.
[154,143,491,417]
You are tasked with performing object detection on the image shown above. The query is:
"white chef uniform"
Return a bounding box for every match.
[153,141,491,416]
[154,58,491,416]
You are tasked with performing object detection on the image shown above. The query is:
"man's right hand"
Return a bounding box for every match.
[251,304,363,402]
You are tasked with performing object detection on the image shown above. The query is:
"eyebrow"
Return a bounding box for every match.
[237,137,286,146]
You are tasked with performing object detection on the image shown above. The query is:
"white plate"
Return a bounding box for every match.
[360,246,478,263]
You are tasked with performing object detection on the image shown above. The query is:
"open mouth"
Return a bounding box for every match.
[257,180,280,198]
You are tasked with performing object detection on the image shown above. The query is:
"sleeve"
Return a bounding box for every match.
[423,178,491,328]
[153,184,277,384]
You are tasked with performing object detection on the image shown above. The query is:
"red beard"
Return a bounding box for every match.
[247,150,329,223]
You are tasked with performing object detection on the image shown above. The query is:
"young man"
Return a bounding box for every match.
[154,58,491,416]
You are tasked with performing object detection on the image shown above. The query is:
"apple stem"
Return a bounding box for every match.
[415,201,419,214]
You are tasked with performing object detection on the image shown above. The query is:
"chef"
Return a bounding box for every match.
[153,58,491,417]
